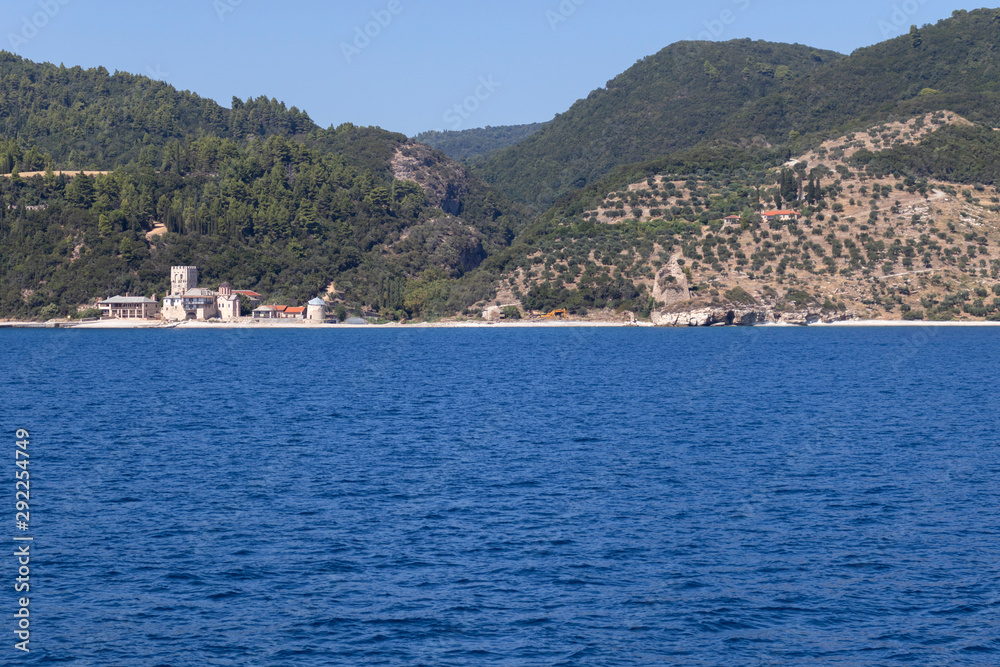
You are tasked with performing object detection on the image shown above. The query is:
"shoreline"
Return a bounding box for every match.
[812,319,1000,327]
[4,319,1000,329]
[5,319,651,330]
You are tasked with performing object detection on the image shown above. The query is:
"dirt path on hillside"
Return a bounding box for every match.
[145,221,168,241]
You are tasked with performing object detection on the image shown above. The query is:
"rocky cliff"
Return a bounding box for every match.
[391,141,471,216]
[651,307,858,327]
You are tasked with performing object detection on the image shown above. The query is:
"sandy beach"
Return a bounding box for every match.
[58,319,650,330]
[813,319,1000,327]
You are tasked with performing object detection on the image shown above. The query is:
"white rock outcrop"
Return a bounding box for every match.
[651,307,855,327]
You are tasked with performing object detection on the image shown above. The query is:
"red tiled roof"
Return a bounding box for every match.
[235,290,262,298]
[762,210,798,216]
[268,305,288,312]
[285,307,305,315]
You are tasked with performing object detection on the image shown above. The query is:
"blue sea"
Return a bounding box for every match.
[3,327,1000,665]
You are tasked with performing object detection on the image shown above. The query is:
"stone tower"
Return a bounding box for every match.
[307,298,327,322]
[171,266,198,296]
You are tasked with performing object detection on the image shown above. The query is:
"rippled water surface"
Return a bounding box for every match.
[3,327,1000,665]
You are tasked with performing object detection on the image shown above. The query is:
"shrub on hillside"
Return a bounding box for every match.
[724,286,757,306]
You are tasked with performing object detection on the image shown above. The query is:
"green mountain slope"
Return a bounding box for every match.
[724,8,1000,145]
[7,8,1000,323]
[458,111,1000,323]
[0,52,316,169]
[477,8,1000,213]
[475,40,842,211]
[413,123,548,161]
[0,56,525,320]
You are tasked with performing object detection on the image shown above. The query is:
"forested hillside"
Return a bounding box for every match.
[723,9,1000,145]
[476,8,1000,212]
[413,123,547,161]
[0,52,318,169]
[0,127,523,320]
[0,53,525,320]
[475,40,842,211]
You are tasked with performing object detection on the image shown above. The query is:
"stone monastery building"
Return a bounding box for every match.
[161,266,241,321]
[98,265,326,322]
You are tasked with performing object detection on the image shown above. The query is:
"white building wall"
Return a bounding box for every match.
[218,296,240,321]
[161,298,188,321]
[170,266,198,296]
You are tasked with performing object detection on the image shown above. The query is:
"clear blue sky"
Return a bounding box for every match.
[2,0,987,136]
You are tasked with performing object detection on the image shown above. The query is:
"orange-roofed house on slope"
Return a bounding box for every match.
[761,210,801,222]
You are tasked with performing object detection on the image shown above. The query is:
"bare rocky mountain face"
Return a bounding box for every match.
[391,141,470,217]
[382,141,500,277]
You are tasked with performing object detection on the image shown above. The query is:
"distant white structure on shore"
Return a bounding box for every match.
[98,295,159,319]
[161,266,242,322]
[307,298,327,322]
[252,306,279,320]
[251,300,328,321]
[217,282,240,321]
[98,265,329,323]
